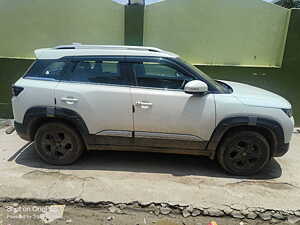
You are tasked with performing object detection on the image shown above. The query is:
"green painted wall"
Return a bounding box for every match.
[198,10,300,126]
[0,0,124,58]
[0,2,299,127]
[281,9,300,69]
[0,58,32,118]
[124,4,144,46]
[144,0,290,67]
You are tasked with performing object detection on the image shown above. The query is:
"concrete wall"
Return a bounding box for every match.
[124,4,144,45]
[0,0,124,58]
[279,8,300,125]
[0,58,32,118]
[1,2,299,125]
[198,9,300,126]
[281,9,300,69]
[144,0,290,67]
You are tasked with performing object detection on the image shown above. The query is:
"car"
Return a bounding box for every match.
[11,44,294,175]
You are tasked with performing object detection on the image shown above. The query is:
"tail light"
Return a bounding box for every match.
[12,85,24,97]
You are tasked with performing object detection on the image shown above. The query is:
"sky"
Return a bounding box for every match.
[113,0,275,5]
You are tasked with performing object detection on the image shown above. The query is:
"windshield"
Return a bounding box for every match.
[176,58,228,93]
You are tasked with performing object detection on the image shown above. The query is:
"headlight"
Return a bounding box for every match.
[282,108,293,117]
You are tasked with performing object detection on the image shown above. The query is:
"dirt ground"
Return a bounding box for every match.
[0,203,292,225]
[1,128,300,211]
[1,127,300,225]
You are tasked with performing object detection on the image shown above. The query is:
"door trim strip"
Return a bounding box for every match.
[135,131,203,142]
[96,130,132,138]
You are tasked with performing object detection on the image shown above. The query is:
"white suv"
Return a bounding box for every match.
[12,44,294,175]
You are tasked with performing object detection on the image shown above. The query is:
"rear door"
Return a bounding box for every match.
[55,57,134,137]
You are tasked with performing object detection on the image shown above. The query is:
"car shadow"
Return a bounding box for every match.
[13,142,282,180]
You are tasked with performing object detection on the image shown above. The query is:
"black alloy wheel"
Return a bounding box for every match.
[217,131,270,176]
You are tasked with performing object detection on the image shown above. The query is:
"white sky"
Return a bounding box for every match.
[113,0,275,5]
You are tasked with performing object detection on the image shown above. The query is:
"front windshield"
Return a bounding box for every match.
[176,58,227,93]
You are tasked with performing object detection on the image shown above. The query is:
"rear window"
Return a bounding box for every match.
[63,60,130,85]
[24,60,67,80]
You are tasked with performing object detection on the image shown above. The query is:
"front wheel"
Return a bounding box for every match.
[34,122,84,165]
[217,131,270,176]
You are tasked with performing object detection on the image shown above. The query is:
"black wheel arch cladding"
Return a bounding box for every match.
[207,116,285,159]
[23,106,89,142]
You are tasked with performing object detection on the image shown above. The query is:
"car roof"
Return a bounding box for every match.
[34,44,179,60]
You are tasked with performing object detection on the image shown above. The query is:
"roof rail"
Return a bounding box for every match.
[53,44,164,53]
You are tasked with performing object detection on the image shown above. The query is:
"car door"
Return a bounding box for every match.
[55,57,134,138]
[130,58,216,151]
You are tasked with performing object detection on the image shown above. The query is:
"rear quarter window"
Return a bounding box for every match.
[24,60,67,80]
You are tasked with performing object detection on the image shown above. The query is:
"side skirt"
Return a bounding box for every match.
[85,135,210,156]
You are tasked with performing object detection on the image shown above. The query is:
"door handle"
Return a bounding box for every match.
[61,97,79,105]
[136,101,153,107]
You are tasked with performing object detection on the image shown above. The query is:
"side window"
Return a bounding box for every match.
[133,62,194,89]
[25,60,66,79]
[67,60,129,85]
[102,61,118,75]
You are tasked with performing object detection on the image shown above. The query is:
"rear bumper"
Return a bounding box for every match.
[273,143,290,157]
[14,121,31,141]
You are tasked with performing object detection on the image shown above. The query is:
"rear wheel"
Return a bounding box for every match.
[217,131,270,176]
[34,122,84,165]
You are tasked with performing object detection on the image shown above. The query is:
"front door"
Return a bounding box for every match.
[130,59,216,150]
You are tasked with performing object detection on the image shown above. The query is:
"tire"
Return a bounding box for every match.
[217,131,270,176]
[34,122,84,165]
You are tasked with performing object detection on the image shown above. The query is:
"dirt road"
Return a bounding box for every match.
[0,202,292,225]
[0,127,300,223]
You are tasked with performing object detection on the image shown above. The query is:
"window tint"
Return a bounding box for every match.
[25,60,66,79]
[66,60,129,85]
[133,62,194,89]
[102,61,118,74]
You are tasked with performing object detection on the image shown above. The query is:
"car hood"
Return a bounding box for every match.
[220,80,291,109]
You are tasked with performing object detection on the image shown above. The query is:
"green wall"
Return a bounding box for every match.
[281,9,300,69]
[0,58,32,118]
[0,2,299,126]
[144,0,290,67]
[198,10,300,126]
[0,0,124,58]
[124,4,144,46]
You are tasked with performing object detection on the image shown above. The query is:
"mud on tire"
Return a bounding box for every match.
[34,122,84,165]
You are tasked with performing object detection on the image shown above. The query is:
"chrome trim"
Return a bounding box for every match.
[24,76,191,93]
[132,85,185,92]
[57,80,187,92]
[57,80,133,88]
[24,76,185,91]
[135,131,203,141]
[24,77,57,82]
[96,130,132,137]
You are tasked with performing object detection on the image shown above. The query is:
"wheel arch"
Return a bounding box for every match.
[207,116,285,159]
[23,106,89,146]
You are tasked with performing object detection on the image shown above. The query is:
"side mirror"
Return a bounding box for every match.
[184,80,208,94]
